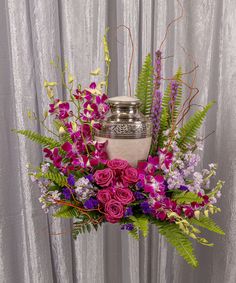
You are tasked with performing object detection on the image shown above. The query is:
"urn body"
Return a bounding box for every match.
[95,96,152,166]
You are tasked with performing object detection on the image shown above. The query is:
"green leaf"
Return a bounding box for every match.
[172,191,203,204]
[130,216,149,238]
[189,216,225,235]
[135,54,154,116]
[172,67,183,123]
[128,228,139,240]
[15,129,60,149]
[177,101,215,149]
[36,171,68,187]
[153,220,199,268]
[53,205,80,218]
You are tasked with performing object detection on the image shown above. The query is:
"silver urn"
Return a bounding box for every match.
[95,96,152,166]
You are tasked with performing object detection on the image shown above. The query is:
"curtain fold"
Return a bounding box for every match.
[1,0,235,282]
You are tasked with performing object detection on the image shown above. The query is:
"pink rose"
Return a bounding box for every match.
[114,187,135,205]
[107,159,129,170]
[97,189,113,204]
[94,168,113,187]
[122,167,139,183]
[105,199,124,223]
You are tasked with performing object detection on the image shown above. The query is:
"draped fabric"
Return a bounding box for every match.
[0,0,235,282]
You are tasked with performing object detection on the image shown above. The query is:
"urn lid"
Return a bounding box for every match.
[95,96,152,139]
[108,96,141,106]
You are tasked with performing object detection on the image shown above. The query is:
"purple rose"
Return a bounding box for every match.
[107,159,129,170]
[114,187,135,205]
[122,167,139,184]
[97,189,113,204]
[104,199,124,223]
[94,168,113,187]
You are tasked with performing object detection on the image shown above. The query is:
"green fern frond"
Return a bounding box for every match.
[72,220,102,239]
[157,107,169,148]
[177,101,215,149]
[130,216,149,237]
[135,54,154,116]
[153,220,198,268]
[128,227,140,240]
[53,205,80,218]
[190,216,225,235]
[172,67,183,122]
[36,171,68,187]
[53,120,73,143]
[172,191,203,204]
[15,129,60,149]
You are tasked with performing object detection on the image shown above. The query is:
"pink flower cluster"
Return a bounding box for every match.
[43,82,110,173]
[93,159,138,223]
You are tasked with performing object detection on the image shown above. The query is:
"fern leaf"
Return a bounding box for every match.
[53,205,80,218]
[36,171,68,187]
[190,216,225,235]
[130,216,149,237]
[172,67,183,122]
[72,220,102,239]
[177,101,215,149]
[128,227,140,240]
[172,191,203,204]
[15,129,60,149]
[153,220,198,267]
[135,54,154,116]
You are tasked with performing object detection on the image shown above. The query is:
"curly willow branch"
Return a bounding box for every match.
[159,0,184,51]
[117,25,134,97]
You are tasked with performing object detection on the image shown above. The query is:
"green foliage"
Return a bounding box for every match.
[172,191,203,204]
[15,129,60,149]
[153,220,198,268]
[36,171,68,187]
[157,67,182,147]
[53,205,80,218]
[53,120,73,143]
[135,54,154,116]
[172,67,183,122]
[177,101,215,149]
[129,216,149,238]
[190,216,225,235]
[72,219,102,239]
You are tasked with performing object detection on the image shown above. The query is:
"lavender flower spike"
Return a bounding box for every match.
[151,50,163,147]
[169,80,179,114]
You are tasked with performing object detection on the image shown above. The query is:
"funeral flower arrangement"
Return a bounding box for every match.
[16,34,224,268]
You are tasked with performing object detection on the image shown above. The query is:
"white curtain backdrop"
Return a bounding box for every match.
[1,0,236,282]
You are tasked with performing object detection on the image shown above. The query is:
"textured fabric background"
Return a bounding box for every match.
[0,0,236,282]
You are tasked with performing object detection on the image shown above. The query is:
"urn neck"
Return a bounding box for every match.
[110,105,139,117]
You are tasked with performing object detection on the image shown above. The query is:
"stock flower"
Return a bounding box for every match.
[104,199,124,223]
[107,159,129,170]
[122,167,139,183]
[97,189,113,204]
[74,177,95,201]
[94,168,114,187]
[114,187,134,205]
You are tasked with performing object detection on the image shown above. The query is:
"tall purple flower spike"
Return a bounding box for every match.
[151,50,163,150]
[169,80,179,114]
